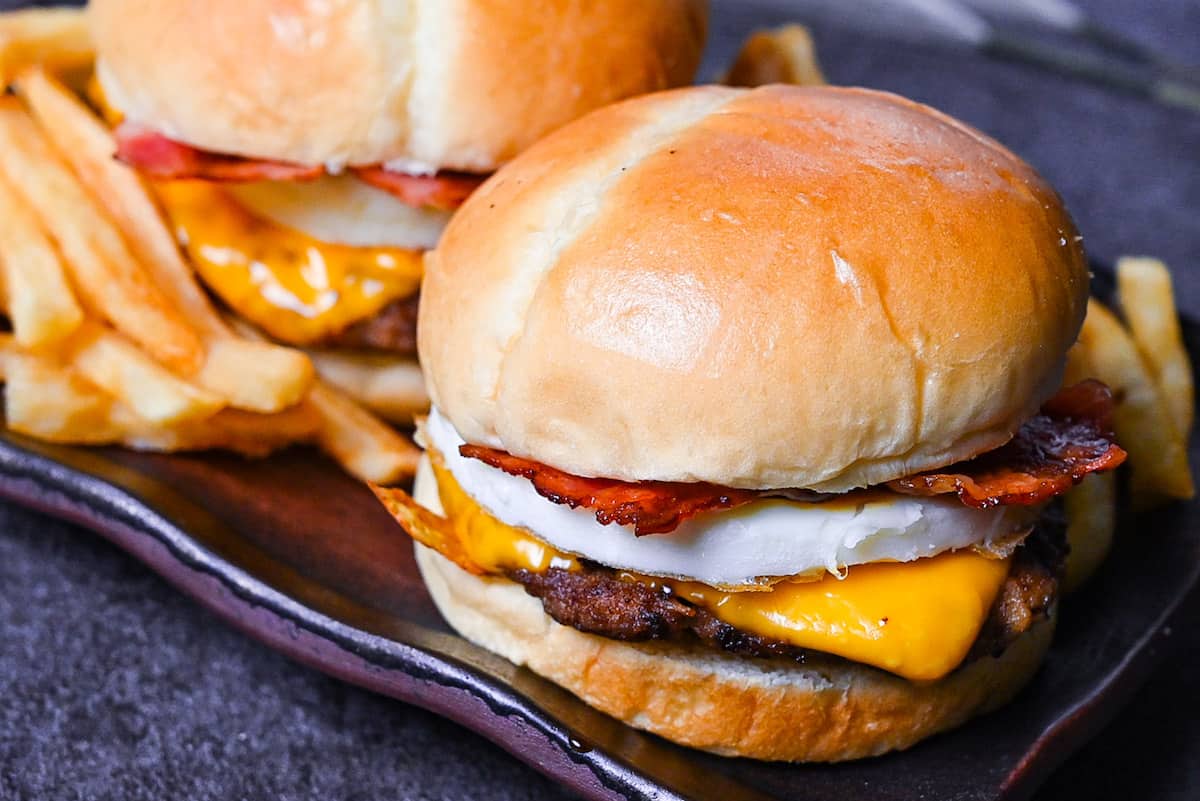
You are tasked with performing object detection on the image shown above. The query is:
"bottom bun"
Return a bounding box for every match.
[412,459,1054,762]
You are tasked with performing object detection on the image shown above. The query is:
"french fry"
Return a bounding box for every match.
[195,339,315,413]
[0,98,204,373]
[15,67,227,340]
[307,382,421,484]
[0,7,92,86]
[1117,256,1194,439]
[1063,472,1117,594]
[63,321,224,426]
[125,404,321,458]
[0,171,83,348]
[231,317,418,479]
[16,68,317,413]
[308,349,429,423]
[1068,298,1193,507]
[724,24,826,88]
[2,334,312,457]
[3,347,126,445]
[201,404,321,449]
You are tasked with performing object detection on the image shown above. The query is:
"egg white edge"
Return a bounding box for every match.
[227,175,452,250]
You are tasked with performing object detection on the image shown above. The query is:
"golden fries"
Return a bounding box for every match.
[0,98,204,373]
[0,58,426,484]
[15,67,227,340]
[62,321,225,426]
[724,24,826,88]
[307,382,421,485]
[308,350,429,424]
[1117,256,1194,439]
[0,7,91,86]
[15,67,317,414]
[126,405,322,458]
[0,335,311,458]
[1068,298,1193,507]
[2,344,125,445]
[0,172,83,348]
[195,339,315,414]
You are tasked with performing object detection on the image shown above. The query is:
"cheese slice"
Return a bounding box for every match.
[430,455,1011,682]
[436,448,581,575]
[153,180,423,345]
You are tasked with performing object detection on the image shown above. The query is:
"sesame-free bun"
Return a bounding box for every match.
[421,85,1089,491]
[88,0,707,172]
[411,465,1054,762]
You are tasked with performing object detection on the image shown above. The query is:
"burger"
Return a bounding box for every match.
[86,0,707,418]
[373,85,1126,761]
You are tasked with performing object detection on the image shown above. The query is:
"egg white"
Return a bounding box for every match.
[227,175,452,250]
[424,409,1034,588]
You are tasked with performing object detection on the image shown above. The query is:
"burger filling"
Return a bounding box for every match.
[111,122,486,211]
[152,178,435,348]
[507,522,1064,667]
[92,86,478,351]
[374,382,1122,682]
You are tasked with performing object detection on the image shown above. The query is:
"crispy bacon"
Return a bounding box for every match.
[113,123,324,182]
[112,124,484,209]
[460,381,1126,534]
[458,445,765,536]
[888,381,1127,507]
[352,166,485,211]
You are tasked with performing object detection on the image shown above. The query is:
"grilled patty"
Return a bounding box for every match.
[509,515,1066,668]
[320,293,419,355]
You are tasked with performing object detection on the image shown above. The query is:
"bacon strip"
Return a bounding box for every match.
[460,381,1126,534]
[888,380,1126,507]
[114,123,324,182]
[112,124,484,209]
[352,166,485,211]
[458,446,764,536]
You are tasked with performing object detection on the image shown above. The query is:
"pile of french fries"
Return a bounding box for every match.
[1062,258,1196,590]
[0,8,418,483]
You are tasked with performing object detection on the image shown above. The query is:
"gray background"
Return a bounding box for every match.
[1,0,1197,799]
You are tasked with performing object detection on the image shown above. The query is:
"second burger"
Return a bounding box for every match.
[87,0,708,419]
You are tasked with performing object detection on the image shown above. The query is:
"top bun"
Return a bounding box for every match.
[420,85,1089,492]
[89,0,707,172]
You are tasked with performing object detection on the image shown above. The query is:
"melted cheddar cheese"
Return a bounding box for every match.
[436,451,580,574]
[153,181,423,345]
[430,456,1012,681]
[91,76,424,344]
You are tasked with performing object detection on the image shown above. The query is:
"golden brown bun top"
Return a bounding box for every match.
[421,85,1089,491]
[89,0,707,171]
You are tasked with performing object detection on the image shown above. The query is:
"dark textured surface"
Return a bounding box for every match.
[1,0,1198,799]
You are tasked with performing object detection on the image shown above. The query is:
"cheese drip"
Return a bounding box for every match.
[154,180,423,345]
[428,455,1012,681]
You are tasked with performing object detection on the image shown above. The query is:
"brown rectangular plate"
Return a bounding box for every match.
[0,265,1197,801]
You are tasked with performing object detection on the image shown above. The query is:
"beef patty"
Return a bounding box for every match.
[320,293,419,355]
[510,515,1066,668]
